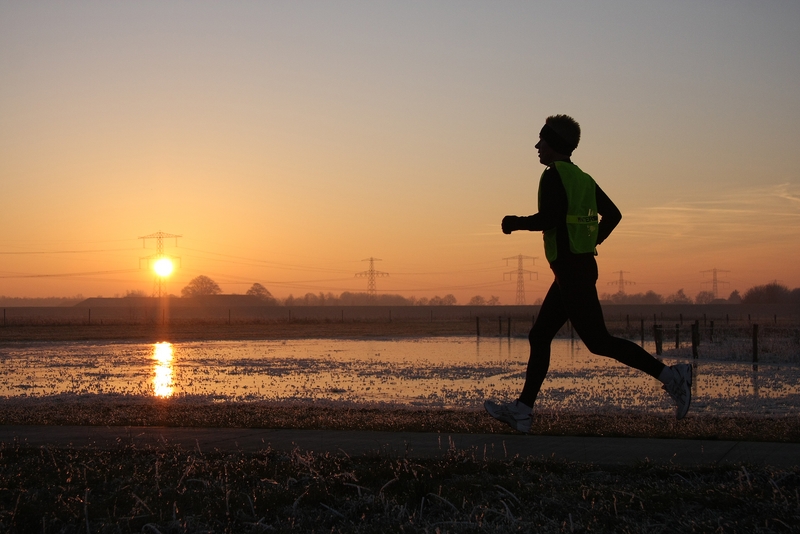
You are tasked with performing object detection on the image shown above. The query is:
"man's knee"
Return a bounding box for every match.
[581,335,614,355]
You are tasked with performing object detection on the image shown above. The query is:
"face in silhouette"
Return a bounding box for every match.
[535,137,560,166]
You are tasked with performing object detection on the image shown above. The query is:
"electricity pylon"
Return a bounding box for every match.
[701,268,730,299]
[503,254,537,305]
[608,270,635,294]
[355,257,389,298]
[139,231,182,297]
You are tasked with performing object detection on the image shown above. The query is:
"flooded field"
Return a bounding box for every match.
[0,337,798,416]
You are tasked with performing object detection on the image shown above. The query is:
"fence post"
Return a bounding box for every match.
[498,316,502,337]
[476,316,480,337]
[88,309,91,326]
[675,324,680,349]
[709,320,714,342]
[640,318,645,346]
[654,324,662,355]
[626,314,630,329]
[752,324,759,364]
[692,323,699,358]
[507,317,511,338]
[694,320,700,346]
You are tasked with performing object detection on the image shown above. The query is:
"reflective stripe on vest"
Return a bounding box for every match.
[539,161,599,262]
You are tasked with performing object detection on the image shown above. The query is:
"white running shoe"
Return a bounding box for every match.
[484,400,532,433]
[663,363,692,420]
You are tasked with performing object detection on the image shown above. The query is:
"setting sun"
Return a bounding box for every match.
[153,258,174,277]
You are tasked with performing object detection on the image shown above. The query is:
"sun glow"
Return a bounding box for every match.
[153,258,174,277]
[152,342,174,398]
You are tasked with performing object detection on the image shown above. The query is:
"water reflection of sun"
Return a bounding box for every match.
[152,342,174,398]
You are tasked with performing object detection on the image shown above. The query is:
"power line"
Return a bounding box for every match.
[0,269,140,279]
[701,268,730,298]
[355,257,389,298]
[608,270,635,294]
[0,247,139,255]
[503,254,537,305]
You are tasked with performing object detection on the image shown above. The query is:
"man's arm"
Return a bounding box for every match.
[595,184,621,245]
[502,168,565,234]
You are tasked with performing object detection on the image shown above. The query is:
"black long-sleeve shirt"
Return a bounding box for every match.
[517,163,621,275]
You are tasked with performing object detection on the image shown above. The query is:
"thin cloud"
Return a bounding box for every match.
[617,184,800,240]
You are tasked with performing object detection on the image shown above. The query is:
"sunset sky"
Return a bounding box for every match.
[2,1,799,303]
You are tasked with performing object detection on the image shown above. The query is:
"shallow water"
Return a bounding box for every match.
[0,337,798,415]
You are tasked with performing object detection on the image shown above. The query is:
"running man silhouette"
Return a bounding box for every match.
[484,114,692,432]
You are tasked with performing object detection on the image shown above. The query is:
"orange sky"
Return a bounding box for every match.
[1,2,799,303]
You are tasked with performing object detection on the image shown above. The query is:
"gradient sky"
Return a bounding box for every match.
[2,1,799,303]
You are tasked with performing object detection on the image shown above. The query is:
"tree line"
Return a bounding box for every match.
[599,282,800,306]
[176,276,481,306]
[174,276,800,307]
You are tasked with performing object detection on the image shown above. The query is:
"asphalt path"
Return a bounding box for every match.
[1,426,798,467]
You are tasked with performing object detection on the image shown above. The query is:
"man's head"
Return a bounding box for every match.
[535,114,581,165]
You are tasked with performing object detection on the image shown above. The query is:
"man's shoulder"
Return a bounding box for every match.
[541,165,562,180]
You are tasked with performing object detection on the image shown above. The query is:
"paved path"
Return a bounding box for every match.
[2,426,798,467]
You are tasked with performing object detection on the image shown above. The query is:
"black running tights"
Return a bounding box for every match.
[517,276,666,407]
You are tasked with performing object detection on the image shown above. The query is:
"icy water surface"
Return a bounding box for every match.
[1,337,798,415]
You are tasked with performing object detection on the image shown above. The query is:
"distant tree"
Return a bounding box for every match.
[124,289,148,298]
[665,289,692,304]
[728,290,742,304]
[601,291,663,304]
[428,294,457,306]
[417,297,429,306]
[742,282,791,304]
[695,291,715,305]
[245,283,277,304]
[640,290,664,305]
[791,288,800,305]
[246,283,271,299]
[181,275,222,297]
[487,295,500,306]
[375,294,410,306]
[469,295,486,306]
[301,292,320,306]
[608,291,627,304]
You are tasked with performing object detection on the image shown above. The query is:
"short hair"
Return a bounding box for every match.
[545,115,581,152]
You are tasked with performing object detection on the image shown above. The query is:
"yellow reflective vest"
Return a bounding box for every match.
[539,161,599,262]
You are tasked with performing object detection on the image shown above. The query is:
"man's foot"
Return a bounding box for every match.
[662,363,692,420]
[483,400,532,433]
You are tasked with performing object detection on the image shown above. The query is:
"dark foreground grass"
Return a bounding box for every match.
[1,441,798,533]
